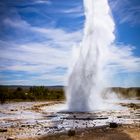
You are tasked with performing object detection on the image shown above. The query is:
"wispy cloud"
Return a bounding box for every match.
[0,0,140,86]
[0,16,83,85]
[3,17,82,45]
[109,0,140,25]
[0,0,84,85]
[107,45,140,72]
[60,5,84,18]
[34,0,52,5]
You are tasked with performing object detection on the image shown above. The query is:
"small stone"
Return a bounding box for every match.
[109,122,118,128]
[21,125,26,127]
[7,136,15,140]
[68,129,75,136]
[0,128,7,132]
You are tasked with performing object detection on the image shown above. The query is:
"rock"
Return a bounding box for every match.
[49,126,58,129]
[73,115,76,119]
[7,137,15,140]
[109,122,118,128]
[68,129,76,136]
[21,124,26,127]
[0,128,7,132]
[129,103,137,109]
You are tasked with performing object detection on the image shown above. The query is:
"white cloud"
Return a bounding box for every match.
[1,1,140,86]
[4,17,82,46]
[60,5,84,18]
[109,0,140,25]
[106,45,140,73]
[34,0,52,5]
[62,6,82,13]
[0,17,83,85]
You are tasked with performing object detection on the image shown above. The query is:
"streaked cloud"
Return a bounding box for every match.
[109,0,140,25]
[0,16,83,85]
[0,0,140,86]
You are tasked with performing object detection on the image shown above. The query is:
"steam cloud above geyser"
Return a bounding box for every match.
[66,0,140,111]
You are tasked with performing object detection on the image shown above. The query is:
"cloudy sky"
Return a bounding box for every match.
[0,0,140,86]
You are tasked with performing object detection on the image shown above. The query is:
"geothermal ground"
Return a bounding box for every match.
[0,100,140,140]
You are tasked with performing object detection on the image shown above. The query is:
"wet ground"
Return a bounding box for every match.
[0,100,140,140]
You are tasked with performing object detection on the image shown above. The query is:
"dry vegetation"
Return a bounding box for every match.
[111,87,140,98]
[0,86,140,104]
[0,86,65,104]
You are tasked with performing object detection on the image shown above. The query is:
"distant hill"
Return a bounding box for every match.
[0,85,64,90]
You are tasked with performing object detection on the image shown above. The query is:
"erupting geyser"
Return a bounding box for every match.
[66,0,140,111]
[66,0,116,111]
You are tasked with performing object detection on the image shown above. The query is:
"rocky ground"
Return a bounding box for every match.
[0,100,140,140]
[26,125,140,140]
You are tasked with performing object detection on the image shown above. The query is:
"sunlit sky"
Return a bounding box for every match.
[0,0,140,86]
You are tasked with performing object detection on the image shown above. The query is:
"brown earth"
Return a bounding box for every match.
[22,125,140,140]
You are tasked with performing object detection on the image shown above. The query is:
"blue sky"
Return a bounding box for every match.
[0,0,140,86]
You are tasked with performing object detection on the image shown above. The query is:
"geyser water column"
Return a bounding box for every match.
[66,0,115,111]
